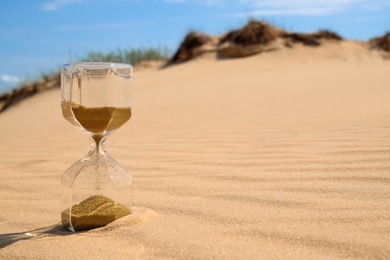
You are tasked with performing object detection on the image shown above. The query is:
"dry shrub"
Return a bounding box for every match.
[170,32,213,63]
[282,30,342,46]
[0,85,35,112]
[0,92,11,112]
[312,30,343,41]
[369,32,390,52]
[219,20,282,46]
[0,73,60,113]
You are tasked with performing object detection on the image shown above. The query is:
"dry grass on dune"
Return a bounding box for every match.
[219,20,282,46]
[216,20,283,58]
[170,20,346,62]
[369,32,390,52]
[0,73,60,113]
[282,30,343,47]
[170,32,215,63]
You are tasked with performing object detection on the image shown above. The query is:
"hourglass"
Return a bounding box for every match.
[60,62,133,232]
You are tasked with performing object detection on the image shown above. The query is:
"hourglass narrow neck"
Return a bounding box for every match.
[91,134,108,154]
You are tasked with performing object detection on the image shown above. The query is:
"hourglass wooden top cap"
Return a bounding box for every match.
[61,62,132,79]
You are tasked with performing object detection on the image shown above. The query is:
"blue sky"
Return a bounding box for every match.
[1,0,389,93]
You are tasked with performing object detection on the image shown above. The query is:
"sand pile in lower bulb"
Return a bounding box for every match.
[61,195,131,231]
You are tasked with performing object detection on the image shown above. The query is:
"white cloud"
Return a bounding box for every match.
[42,0,86,11]
[241,0,367,10]
[1,74,20,84]
[164,0,390,16]
[243,0,390,16]
[233,6,342,17]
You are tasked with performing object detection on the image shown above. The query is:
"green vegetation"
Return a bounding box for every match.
[28,46,170,84]
[83,47,171,66]
[15,46,171,87]
[0,46,172,112]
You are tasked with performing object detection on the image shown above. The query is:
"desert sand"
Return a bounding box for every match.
[1,41,390,259]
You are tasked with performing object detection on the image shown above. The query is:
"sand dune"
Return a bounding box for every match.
[1,43,390,259]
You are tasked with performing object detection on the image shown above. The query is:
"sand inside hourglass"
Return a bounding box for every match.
[61,101,131,134]
[61,101,132,231]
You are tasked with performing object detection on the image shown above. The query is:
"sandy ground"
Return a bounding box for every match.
[1,41,390,259]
